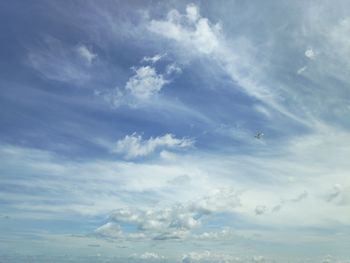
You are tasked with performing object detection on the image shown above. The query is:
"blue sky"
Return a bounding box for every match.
[1,1,350,262]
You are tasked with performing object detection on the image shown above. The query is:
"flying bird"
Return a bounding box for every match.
[254,132,264,139]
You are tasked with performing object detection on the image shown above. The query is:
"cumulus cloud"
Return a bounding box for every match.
[97,65,174,108]
[148,4,221,55]
[76,44,97,64]
[126,66,168,100]
[113,133,194,159]
[96,188,241,241]
[186,4,200,22]
[104,206,197,241]
[110,205,200,237]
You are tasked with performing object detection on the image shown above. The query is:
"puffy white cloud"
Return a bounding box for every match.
[114,133,194,159]
[148,4,221,55]
[96,187,241,241]
[111,205,200,233]
[186,4,200,22]
[76,44,97,64]
[126,66,168,100]
[99,65,174,108]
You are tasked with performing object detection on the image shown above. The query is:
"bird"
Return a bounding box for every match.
[254,132,264,139]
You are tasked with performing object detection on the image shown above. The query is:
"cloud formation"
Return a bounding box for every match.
[76,44,97,65]
[114,133,194,159]
[95,187,240,241]
[126,66,168,100]
[305,48,316,59]
[27,37,92,83]
[148,4,221,55]
[97,61,181,108]
[141,53,166,64]
[147,4,308,125]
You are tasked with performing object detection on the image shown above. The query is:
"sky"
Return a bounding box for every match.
[0,1,350,262]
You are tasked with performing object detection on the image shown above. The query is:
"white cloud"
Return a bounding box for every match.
[141,53,166,64]
[114,133,194,159]
[95,187,241,241]
[191,188,241,214]
[131,252,166,260]
[126,66,168,100]
[305,48,316,59]
[194,228,236,241]
[148,4,221,55]
[254,105,272,118]
[159,150,177,160]
[98,65,174,108]
[108,206,199,240]
[76,44,97,64]
[297,66,307,74]
[27,37,92,83]
[148,4,309,126]
[186,4,200,22]
[94,222,122,238]
[166,63,182,75]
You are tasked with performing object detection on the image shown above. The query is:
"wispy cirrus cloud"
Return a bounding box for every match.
[27,37,95,83]
[147,4,320,127]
